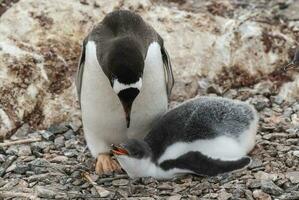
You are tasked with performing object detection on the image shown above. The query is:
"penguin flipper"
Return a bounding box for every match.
[76,37,88,107]
[158,35,174,99]
[159,151,251,177]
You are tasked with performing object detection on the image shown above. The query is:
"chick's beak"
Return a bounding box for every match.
[111,144,129,156]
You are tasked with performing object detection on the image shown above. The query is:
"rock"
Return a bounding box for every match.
[72,179,82,186]
[247,179,261,189]
[252,190,272,200]
[11,123,30,139]
[0,154,6,163]
[40,130,55,141]
[64,138,78,149]
[170,79,198,101]
[47,123,69,134]
[251,96,270,111]
[248,159,263,169]
[293,151,299,158]
[157,183,173,190]
[254,171,278,181]
[206,84,223,95]
[244,190,254,200]
[253,81,273,96]
[31,141,53,151]
[54,136,65,148]
[6,145,18,155]
[278,191,299,200]
[13,162,30,174]
[63,129,75,140]
[271,95,284,105]
[36,186,56,198]
[17,145,32,156]
[50,155,68,163]
[68,121,81,132]
[63,149,78,157]
[168,195,182,200]
[218,189,233,200]
[286,172,299,184]
[112,179,129,186]
[261,180,284,196]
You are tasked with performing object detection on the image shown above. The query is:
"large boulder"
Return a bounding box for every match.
[0,0,298,136]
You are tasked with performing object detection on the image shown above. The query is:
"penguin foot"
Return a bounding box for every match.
[95,154,122,174]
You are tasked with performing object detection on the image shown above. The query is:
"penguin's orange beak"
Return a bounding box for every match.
[111,144,129,156]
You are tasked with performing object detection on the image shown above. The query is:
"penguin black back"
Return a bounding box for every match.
[145,97,257,162]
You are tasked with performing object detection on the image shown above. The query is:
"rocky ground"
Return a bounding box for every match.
[0,0,299,199]
[0,84,299,200]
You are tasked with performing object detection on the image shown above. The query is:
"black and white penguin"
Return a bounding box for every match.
[112,96,259,179]
[76,10,174,173]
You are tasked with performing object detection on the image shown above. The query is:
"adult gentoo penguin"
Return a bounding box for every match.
[112,96,259,179]
[76,10,174,174]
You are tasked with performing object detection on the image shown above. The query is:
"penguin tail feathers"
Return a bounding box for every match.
[160,151,251,177]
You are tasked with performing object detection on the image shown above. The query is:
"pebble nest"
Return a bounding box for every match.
[1,84,299,200]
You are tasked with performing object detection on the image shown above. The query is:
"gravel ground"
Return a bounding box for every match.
[0,83,299,200]
[0,0,299,199]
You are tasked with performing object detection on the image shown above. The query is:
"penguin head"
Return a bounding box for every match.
[111,139,151,159]
[107,38,144,128]
[111,139,153,178]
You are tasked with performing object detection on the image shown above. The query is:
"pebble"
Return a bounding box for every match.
[112,179,129,186]
[36,186,56,198]
[32,141,53,150]
[40,130,55,141]
[65,138,78,148]
[157,183,173,190]
[63,149,78,157]
[47,123,69,134]
[168,195,182,200]
[247,179,261,189]
[261,180,284,195]
[13,162,30,174]
[254,171,278,181]
[64,129,75,140]
[54,136,65,148]
[244,190,254,200]
[248,159,263,169]
[271,95,284,105]
[252,189,271,200]
[11,123,30,139]
[218,189,232,200]
[6,145,18,155]
[286,171,299,184]
[17,145,32,156]
[0,154,6,163]
[50,155,68,163]
[72,179,83,186]
[293,151,299,158]
[279,191,299,200]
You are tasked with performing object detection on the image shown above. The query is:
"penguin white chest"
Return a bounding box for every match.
[80,41,168,157]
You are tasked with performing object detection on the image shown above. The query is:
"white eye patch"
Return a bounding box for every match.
[113,78,142,94]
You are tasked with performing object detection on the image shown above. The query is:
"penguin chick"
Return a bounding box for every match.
[112,96,258,179]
